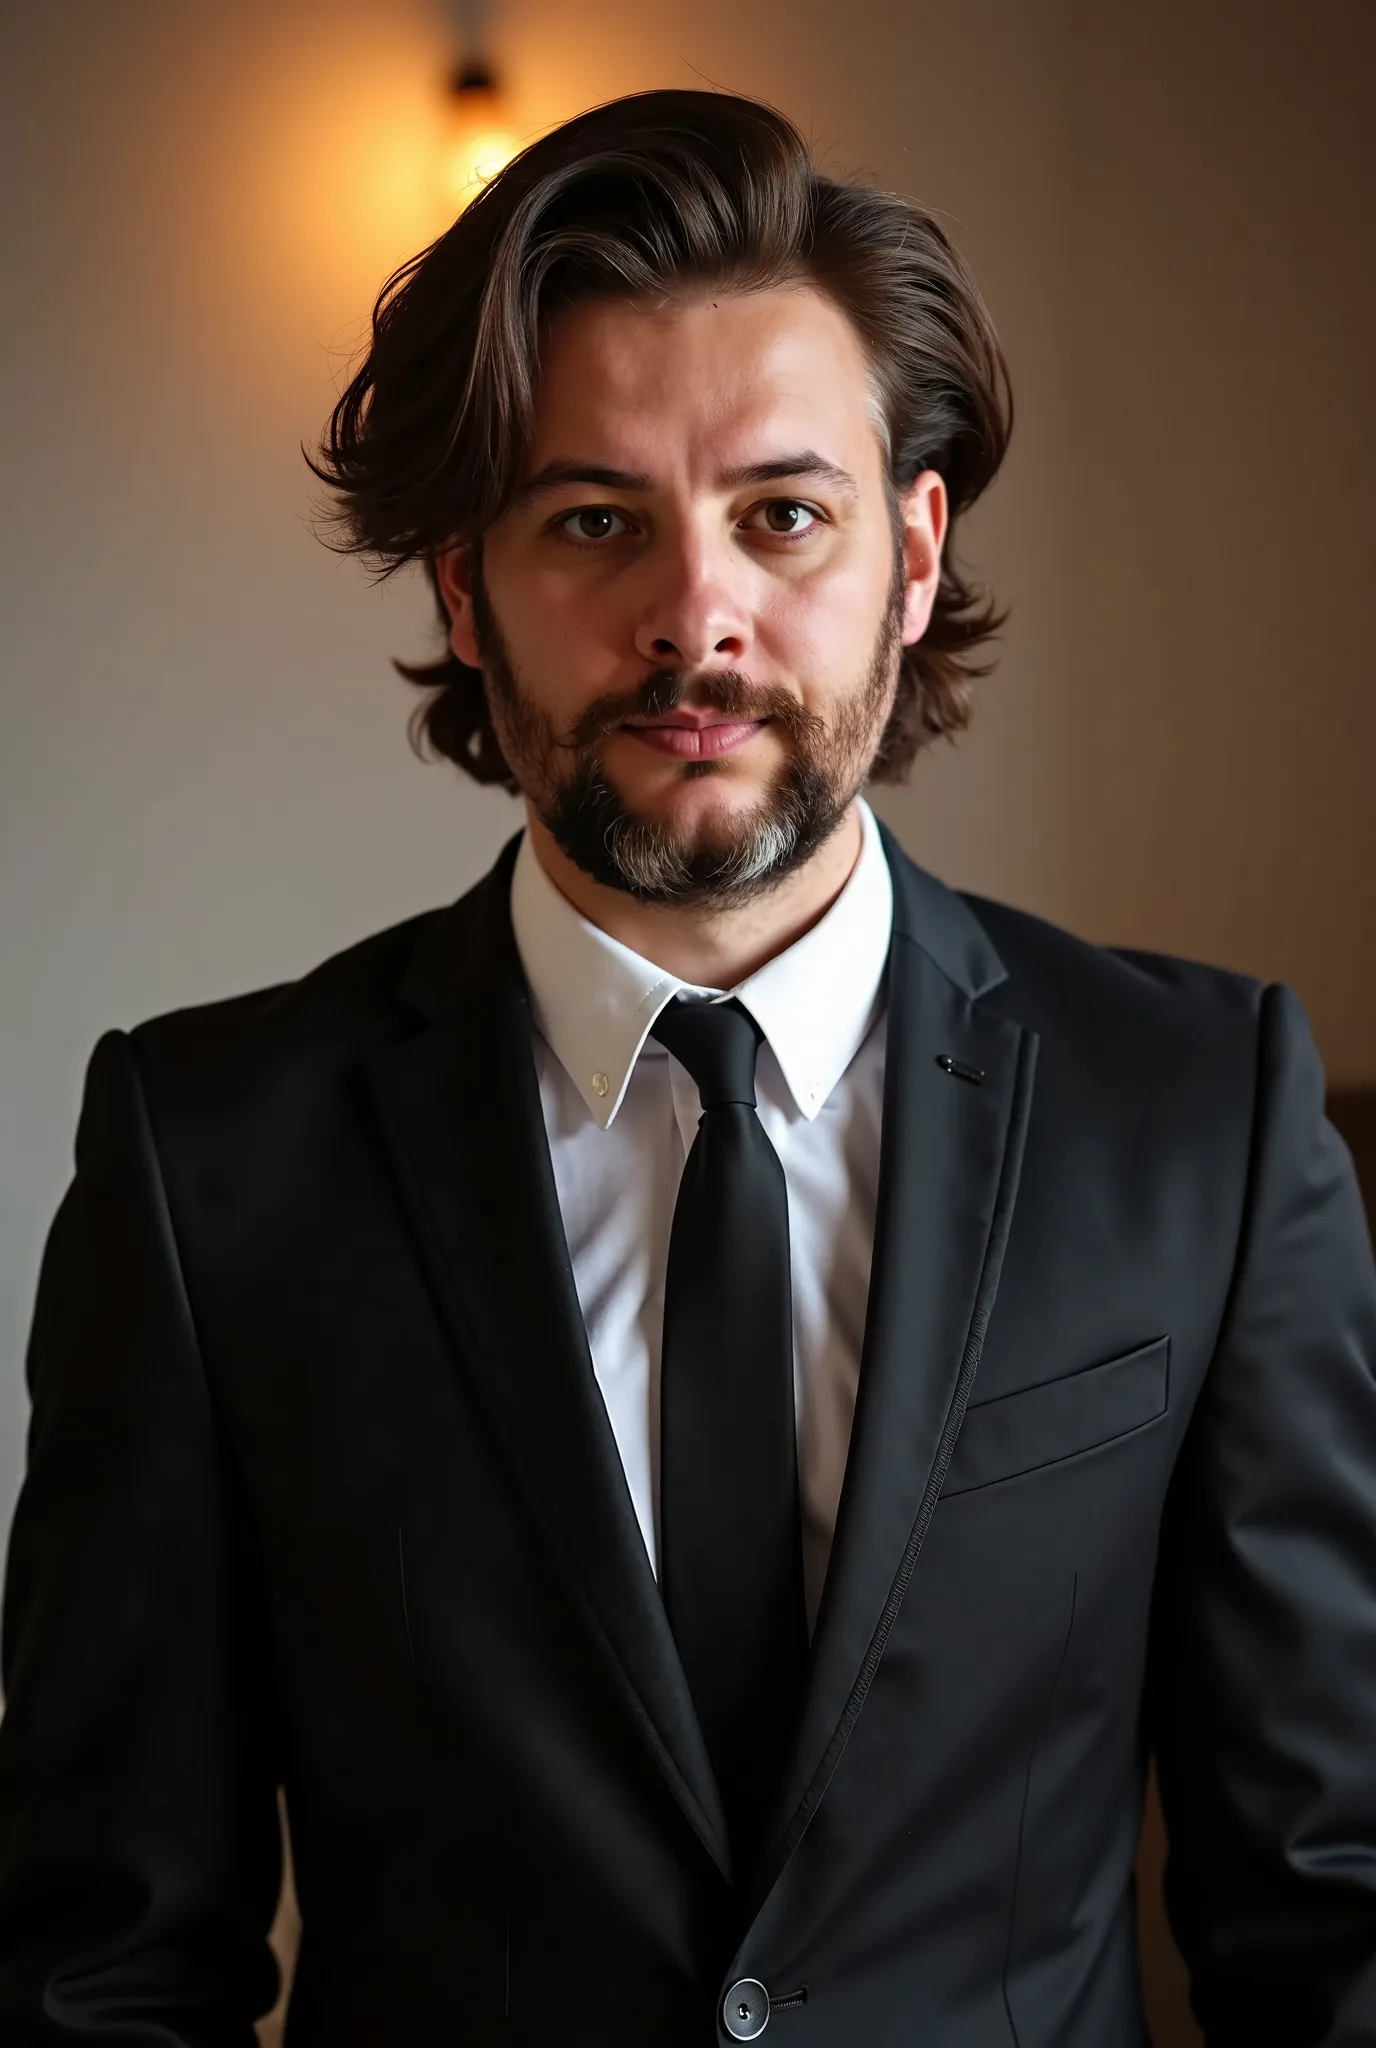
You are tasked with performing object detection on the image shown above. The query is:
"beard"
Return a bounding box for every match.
[471,547,905,909]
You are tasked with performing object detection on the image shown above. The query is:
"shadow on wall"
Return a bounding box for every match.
[1135,1769,1200,2047]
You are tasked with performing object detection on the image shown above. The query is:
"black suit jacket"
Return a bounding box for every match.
[3,827,1376,2046]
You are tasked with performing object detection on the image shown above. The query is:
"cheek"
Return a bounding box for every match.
[485,551,623,688]
[760,555,892,687]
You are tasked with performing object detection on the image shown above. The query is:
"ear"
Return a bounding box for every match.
[435,542,482,668]
[897,470,949,647]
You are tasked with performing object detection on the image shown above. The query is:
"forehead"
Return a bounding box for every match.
[527,283,882,475]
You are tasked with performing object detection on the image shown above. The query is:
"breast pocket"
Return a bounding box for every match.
[940,1334,1171,1498]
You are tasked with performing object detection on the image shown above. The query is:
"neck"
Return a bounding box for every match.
[523,802,865,987]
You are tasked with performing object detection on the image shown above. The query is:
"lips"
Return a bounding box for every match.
[622,716,766,760]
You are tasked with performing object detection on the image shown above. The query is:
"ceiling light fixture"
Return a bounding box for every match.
[443,58,519,211]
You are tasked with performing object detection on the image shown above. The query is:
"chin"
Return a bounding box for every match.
[616,765,774,843]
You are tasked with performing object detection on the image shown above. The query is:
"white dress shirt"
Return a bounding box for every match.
[509,798,894,1634]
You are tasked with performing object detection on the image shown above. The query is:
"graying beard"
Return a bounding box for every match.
[600,784,812,905]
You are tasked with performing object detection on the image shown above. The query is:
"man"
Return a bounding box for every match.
[2,86,1376,2047]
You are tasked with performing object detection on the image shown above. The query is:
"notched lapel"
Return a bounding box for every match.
[364,854,731,1877]
[751,846,1038,1905]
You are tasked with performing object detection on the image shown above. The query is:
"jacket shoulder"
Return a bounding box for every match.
[947,891,1287,1188]
[121,904,445,1112]
[960,888,1270,1031]
[946,889,1291,1151]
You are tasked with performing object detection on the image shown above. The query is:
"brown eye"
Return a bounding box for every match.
[560,506,629,542]
[758,500,820,535]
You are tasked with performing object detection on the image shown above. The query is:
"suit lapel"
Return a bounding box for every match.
[749,829,1039,1904]
[364,826,1034,1902]
[365,842,731,1877]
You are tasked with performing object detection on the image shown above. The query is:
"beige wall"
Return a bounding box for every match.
[2,0,1372,1580]
[1067,0,1376,1078]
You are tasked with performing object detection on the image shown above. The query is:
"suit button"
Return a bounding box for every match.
[723,1978,770,2040]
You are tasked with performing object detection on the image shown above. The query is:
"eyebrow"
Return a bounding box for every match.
[509,451,860,507]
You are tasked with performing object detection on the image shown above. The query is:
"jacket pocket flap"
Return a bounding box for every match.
[940,1334,1171,1499]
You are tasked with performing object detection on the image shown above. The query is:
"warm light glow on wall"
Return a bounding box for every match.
[443,62,519,210]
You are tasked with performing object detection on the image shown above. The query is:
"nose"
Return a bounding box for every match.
[632,523,753,672]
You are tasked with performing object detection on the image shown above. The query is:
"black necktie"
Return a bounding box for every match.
[650,995,809,1872]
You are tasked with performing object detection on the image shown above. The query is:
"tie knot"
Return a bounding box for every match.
[650,996,763,1110]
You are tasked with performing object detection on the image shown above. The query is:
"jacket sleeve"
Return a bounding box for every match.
[0,1030,283,2043]
[1149,981,1376,2047]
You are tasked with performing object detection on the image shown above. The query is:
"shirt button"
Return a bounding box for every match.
[722,1978,770,2040]
[591,1072,610,1098]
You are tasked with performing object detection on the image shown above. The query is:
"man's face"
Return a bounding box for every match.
[439,282,946,905]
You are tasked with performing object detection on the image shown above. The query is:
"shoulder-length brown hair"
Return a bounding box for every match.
[310,88,1013,789]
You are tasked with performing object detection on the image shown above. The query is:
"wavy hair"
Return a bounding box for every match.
[309,88,1013,788]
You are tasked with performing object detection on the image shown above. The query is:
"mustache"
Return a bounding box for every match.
[560,670,826,752]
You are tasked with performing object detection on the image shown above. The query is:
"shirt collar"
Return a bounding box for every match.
[509,797,894,1129]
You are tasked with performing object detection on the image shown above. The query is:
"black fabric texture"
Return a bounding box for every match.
[1,826,1375,2045]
